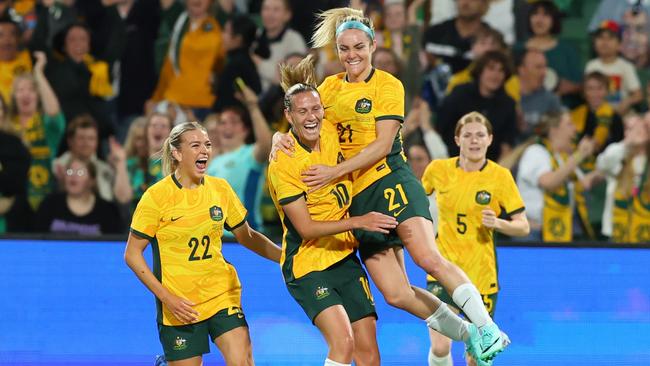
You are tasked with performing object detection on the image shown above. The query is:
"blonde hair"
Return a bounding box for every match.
[160,122,207,176]
[454,111,494,136]
[311,7,374,49]
[280,55,320,111]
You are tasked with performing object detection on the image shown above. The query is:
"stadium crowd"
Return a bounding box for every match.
[0,0,649,243]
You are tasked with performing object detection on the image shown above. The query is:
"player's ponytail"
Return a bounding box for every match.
[160,122,207,176]
[311,7,374,49]
[281,55,319,111]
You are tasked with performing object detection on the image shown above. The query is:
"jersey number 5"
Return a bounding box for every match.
[456,213,467,234]
[188,235,213,261]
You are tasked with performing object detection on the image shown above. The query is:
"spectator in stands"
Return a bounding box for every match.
[206,82,272,231]
[202,113,221,161]
[372,47,401,76]
[437,50,517,161]
[258,52,304,133]
[446,26,518,103]
[126,112,172,209]
[30,0,79,52]
[571,71,624,152]
[585,20,643,116]
[518,0,581,100]
[99,0,161,143]
[376,0,425,107]
[401,97,449,161]
[0,18,31,104]
[516,111,596,242]
[213,14,261,112]
[253,0,307,92]
[517,48,563,139]
[0,94,32,233]
[592,112,649,243]
[422,0,489,73]
[149,0,224,120]
[7,52,64,211]
[45,22,114,144]
[52,114,132,205]
[35,157,123,235]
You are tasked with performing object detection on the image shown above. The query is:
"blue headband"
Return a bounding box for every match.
[335,20,375,40]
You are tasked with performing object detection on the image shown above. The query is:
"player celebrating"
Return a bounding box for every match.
[268,55,399,366]
[274,7,510,363]
[422,111,530,366]
[125,122,281,366]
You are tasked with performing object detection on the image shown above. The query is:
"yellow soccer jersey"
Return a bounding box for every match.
[130,174,247,326]
[268,121,356,282]
[421,158,525,294]
[318,68,407,196]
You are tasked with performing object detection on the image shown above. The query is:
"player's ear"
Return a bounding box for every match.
[171,147,182,163]
[454,135,461,147]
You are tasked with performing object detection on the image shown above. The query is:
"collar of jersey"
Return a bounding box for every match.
[172,173,205,189]
[455,157,488,171]
[344,67,375,83]
[290,128,314,153]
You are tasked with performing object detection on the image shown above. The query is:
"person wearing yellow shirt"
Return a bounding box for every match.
[0,19,32,103]
[268,55,398,366]
[149,0,224,119]
[421,111,530,366]
[125,122,281,365]
[275,7,511,364]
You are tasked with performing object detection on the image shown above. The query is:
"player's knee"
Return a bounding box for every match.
[413,253,446,277]
[356,346,380,366]
[431,341,451,357]
[226,343,253,366]
[382,285,415,310]
[331,332,355,359]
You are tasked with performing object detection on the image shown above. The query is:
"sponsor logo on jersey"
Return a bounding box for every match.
[173,337,187,351]
[315,286,330,300]
[475,190,492,205]
[210,206,223,221]
[376,163,386,172]
[355,98,372,114]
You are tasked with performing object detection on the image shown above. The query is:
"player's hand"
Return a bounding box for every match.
[33,51,47,73]
[481,209,499,229]
[354,212,398,234]
[269,132,294,161]
[161,292,199,324]
[302,164,340,192]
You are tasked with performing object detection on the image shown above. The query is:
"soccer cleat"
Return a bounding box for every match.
[154,355,167,366]
[465,323,492,366]
[478,323,510,360]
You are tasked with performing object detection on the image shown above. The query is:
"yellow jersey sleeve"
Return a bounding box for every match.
[269,154,306,206]
[497,167,525,217]
[221,180,248,231]
[374,73,404,122]
[421,159,442,195]
[130,189,162,240]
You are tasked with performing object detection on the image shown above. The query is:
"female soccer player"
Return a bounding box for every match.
[274,7,508,363]
[268,55,398,366]
[422,111,530,366]
[125,122,281,366]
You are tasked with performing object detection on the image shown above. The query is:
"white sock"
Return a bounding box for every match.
[451,283,492,328]
[428,348,453,366]
[425,303,469,341]
[324,358,351,366]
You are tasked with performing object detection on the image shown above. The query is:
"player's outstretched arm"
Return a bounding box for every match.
[232,222,282,263]
[282,196,397,240]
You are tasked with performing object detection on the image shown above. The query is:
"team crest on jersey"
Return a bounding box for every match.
[475,190,492,205]
[173,336,187,350]
[210,206,223,221]
[315,286,330,300]
[355,98,372,114]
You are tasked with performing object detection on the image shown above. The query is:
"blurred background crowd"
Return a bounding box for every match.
[0,0,649,244]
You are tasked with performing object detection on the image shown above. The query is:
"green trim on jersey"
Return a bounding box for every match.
[376,115,404,122]
[151,236,163,324]
[225,218,246,231]
[280,214,303,283]
[279,192,305,206]
[130,227,154,242]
